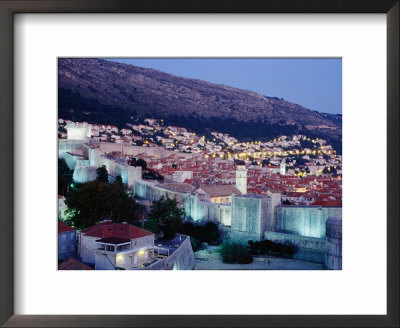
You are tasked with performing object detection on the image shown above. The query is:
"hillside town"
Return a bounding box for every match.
[58,118,342,271]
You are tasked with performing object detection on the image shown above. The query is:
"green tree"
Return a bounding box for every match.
[145,196,185,240]
[65,179,140,229]
[96,165,109,183]
[58,158,73,196]
[115,175,123,184]
[128,157,147,169]
[202,222,220,243]
[135,158,147,169]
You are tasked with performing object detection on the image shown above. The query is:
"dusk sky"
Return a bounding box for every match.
[107,58,342,115]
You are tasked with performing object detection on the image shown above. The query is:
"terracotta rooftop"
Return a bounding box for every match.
[81,221,153,240]
[58,258,92,270]
[58,221,76,233]
[309,200,342,206]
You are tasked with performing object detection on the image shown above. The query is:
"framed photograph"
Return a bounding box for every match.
[0,1,398,327]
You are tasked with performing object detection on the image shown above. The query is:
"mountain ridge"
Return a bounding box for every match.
[58,58,342,147]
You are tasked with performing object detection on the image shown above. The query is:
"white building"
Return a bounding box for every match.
[172,170,193,183]
[79,220,155,270]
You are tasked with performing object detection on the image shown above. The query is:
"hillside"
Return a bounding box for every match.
[58,58,342,150]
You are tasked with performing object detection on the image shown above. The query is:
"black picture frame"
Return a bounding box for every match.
[0,1,398,327]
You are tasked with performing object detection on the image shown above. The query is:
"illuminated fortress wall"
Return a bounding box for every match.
[59,139,89,154]
[98,143,171,158]
[183,194,232,225]
[58,140,90,170]
[99,156,142,189]
[72,160,97,183]
[87,147,101,167]
[275,206,342,238]
[141,235,196,270]
[135,183,231,226]
[84,146,142,189]
[325,216,342,269]
[59,142,142,189]
[59,152,81,170]
[230,194,275,243]
[135,180,187,203]
[264,231,326,263]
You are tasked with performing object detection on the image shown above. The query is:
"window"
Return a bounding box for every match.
[70,245,74,251]
[61,234,66,242]
[61,246,66,253]
[70,233,75,240]
[106,245,115,252]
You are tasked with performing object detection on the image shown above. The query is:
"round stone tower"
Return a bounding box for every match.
[325,216,342,270]
[235,165,247,194]
[66,122,89,140]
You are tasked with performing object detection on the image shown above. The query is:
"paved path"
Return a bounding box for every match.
[194,255,323,270]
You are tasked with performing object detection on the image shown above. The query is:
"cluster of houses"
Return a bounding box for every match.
[58,118,342,178]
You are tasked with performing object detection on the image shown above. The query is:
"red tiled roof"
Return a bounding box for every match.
[81,221,153,240]
[309,200,342,206]
[58,258,92,270]
[58,221,76,233]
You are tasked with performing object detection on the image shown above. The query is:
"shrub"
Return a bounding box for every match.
[181,221,220,245]
[220,241,253,264]
[190,237,200,252]
[248,240,298,258]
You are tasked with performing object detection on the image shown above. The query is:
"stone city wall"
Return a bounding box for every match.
[183,194,232,225]
[72,163,97,183]
[231,196,263,235]
[229,230,266,244]
[99,156,142,188]
[58,139,89,155]
[59,151,81,170]
[135,180,187,203]
[98,143,170,158]
[61,146,142,188]
[141,235,195,270]
[275,206,342,238]
[230,195,274,242]
[264,231,326,263]
[135,182,232,226]
[325,216,342,270]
